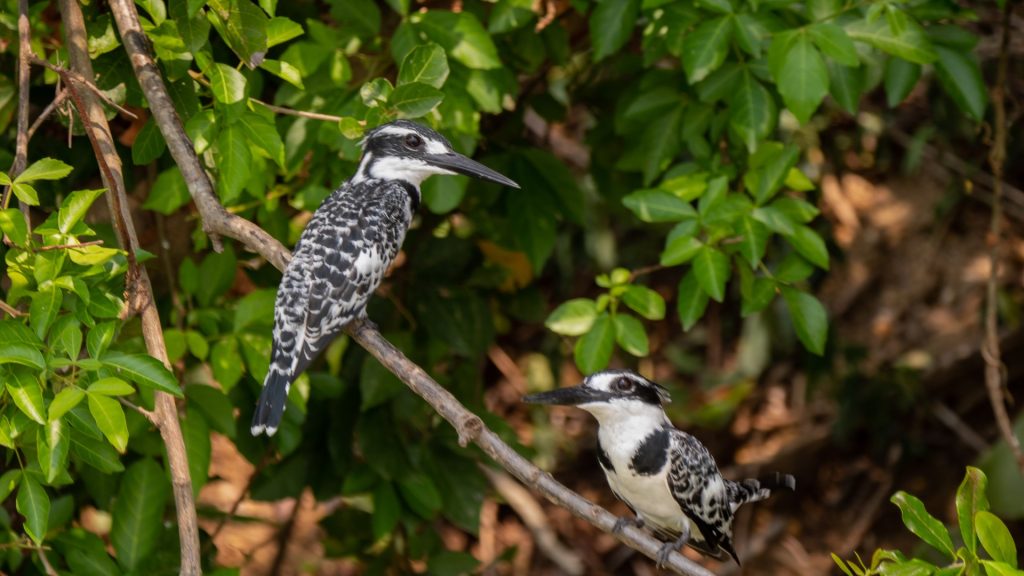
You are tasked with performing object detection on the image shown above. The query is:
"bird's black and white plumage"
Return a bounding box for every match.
[524,370,795,566]
[251,120,518,436]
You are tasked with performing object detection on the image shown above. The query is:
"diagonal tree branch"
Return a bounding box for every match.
[105,1,716,573]
[107,0,289,273]
[56,0,202,574]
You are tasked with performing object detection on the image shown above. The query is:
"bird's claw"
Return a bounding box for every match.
[655,542,676,569]
[612,516,644,534]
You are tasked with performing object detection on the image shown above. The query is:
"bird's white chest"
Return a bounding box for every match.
[598,424,688,535]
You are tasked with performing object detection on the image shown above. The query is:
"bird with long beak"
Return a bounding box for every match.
[524,369,795,567]
[251,120,519,436]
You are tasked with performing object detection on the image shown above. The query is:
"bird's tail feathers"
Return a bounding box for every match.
[728,472,796,506]
[250,363,292,437]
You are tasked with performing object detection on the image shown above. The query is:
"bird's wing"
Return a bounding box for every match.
[295,197,396,366]
[666,429,739,563]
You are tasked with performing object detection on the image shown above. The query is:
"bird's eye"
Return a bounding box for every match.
[613,377,634,393]
[404,134,423,149]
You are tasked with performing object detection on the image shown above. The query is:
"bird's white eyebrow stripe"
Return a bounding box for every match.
[372,125,450,155]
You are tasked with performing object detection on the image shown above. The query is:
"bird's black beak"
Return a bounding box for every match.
[425,153,519,189]
[523,385,608,406]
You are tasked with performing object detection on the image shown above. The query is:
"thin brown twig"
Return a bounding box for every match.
[983,0,1024,476]
[251,99,346,123]
[36,548,57,576]
[0,300,25,318]
[29,56,138,120]
[27,90,67,141]
[2,0,32,218]
[57,1,202,574]
[118,396,157,423]
[37,239,104,251]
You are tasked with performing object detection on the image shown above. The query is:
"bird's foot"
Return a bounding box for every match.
[655,533,689,569]
[354,315,380,333]
[612,516,644,535]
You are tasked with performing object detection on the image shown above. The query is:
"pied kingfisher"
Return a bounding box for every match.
[251,120,519,436]
[524,369,795,566]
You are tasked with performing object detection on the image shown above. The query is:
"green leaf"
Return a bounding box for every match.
[38,419,69,484]
[622,189,696,222]
[884,57,921,107]
[776,35,828,124]
[258,58,304,89]
[29,286,60,340]
[170,0,210,52]
[976,511,1016,567]
[677,270,709,330]
[50,387,86,422]
[206,0,268,68]
[740,271,775,316]
[372,482,401,539]
[397,474,443,519]
[237,112,285,167]
[980,561,1023,576]
[88,393,128,453]
[682,16,732,83]
[574,313,614,374]
[207,62,247,105]
[16,475,49,544]
[111,459,170,571]
[621,285,665,320]
[738,215,769,268]
[330,0,380,38]
[101,352,183,397]
[788,225,830,270]
[934,45,987,121]
[58,189,107,234]
[890,491,955,558]
[211,338,244,392]
[182,411,211,496]
[590,0,640,62]
[131,119,167,165]
[88,377,136,396]
[661,235,703,266]
[546,299,599,336]
[846,14,937,64]
[729,71,775,152]
[6,366,46,424]
[0,208,29,246]
[14,158,73,183]
[11,182,39,205]
[693,246,730,302]
[186,384,236,438]
[808,23,858,67]
[613,314,649,357]
[640,106,683,185]
[216,124,252,204]
[957,467,990,556]
[0,469,21,503]
[398,43,449,88]
[829,61,864,114]
[414,11,502,69]
[70,433,125,474]
[781,287,828,355]
[143,168,191,215]
[390,82,445,118]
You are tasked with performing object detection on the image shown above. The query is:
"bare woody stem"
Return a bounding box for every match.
[104,1,716,573]
[983,1,1024,475]
[56,0,202,574]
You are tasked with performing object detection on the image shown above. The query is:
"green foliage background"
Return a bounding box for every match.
[0,0,1002,573]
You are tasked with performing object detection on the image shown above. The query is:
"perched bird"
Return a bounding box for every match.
[523,369,795,566]
[251,120,519,436]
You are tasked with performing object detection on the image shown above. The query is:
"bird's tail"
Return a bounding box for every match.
[728,472,796,507]
[251,362,292,437]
